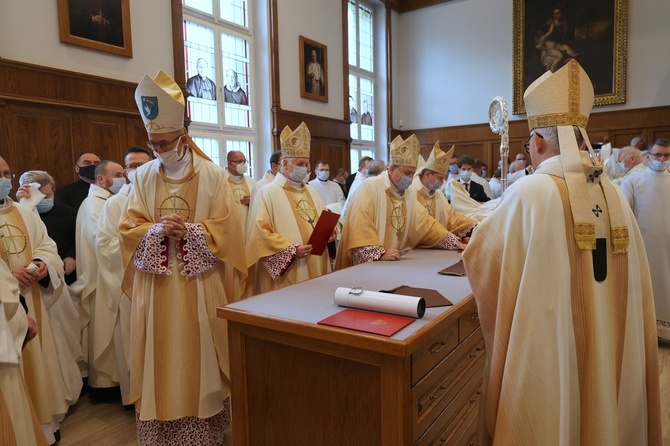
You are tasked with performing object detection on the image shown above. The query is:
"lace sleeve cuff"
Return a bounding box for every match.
[261,244,299,280]
[436,232,460,250]
[180,222,220,278]
[352,246,386,265]
[133,224,170,274]
[455,225,477,240]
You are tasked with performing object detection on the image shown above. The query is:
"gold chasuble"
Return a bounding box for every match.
[0,200,67,434]
[119,153,246,421]
[246,173,330,294]
[412,176,476,235]
[225,172,255,240]
[335,171,448,269]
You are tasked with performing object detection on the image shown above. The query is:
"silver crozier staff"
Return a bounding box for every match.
[489,96,509,193]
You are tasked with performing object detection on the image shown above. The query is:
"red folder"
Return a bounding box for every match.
[307,210,340,256]
[318,308,414,337]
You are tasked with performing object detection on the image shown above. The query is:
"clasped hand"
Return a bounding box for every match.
[161,214,187,241]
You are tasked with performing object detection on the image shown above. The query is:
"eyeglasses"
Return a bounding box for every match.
[146,134,183,151]
[1,171,15,180]
[524,132,544,153]
[229,159,247,164]
[648,152,670,161]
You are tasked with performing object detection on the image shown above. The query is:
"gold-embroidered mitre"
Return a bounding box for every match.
[390,134,420,168]
[423,141,453,175]
[280,122,311,158]
[524,59,593,132]
[135,70,185,134]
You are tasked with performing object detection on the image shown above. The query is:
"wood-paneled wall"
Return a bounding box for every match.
[0,59,146,191]
[398,105,670,170]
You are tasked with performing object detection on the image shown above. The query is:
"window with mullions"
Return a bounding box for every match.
[348,0,374,144]
[183,0,254,170]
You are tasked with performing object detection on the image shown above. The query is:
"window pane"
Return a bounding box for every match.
[183,0,213,15]
[360,77,374,142]
[220,0,248,27]
[349,74,359,140]
[192,136,222,166]
[226,140,254,177]
[359,4,373,72]
[184,21,218,124]
[221,32,252,128]
[348,1,357,66]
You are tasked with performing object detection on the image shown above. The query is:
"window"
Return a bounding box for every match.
[183,0,254,175]
[348,0,375,173]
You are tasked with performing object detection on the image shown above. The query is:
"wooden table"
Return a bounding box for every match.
[218,249,484,446]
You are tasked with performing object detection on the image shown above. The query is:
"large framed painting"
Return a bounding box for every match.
[513,0,627,114]
[299,36,328,103]
[57,0,133,58]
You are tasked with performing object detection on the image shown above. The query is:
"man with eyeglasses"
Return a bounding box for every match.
[620,138,670,343]
[95,147,151,408]
[55,152,101,211]
[0,156,70,443]
[463,61,661,444]
[119,70,246,444]
[75,160,126,401]
[225,150,256,240]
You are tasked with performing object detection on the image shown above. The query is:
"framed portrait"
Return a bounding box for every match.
[299,36,328,103]
[57,0,133,58]
[513,0,627,114]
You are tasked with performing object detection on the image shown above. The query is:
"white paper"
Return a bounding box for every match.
[334,287,425,318]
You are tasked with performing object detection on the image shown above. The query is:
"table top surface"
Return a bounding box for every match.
[220,249,474,346]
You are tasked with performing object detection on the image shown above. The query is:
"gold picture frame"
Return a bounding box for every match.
[513,0,627,114]
[57,0,133,58]
[299,36,328,103]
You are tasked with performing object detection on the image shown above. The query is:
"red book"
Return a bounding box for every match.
[318,308,415,337]
[307,210,340,255]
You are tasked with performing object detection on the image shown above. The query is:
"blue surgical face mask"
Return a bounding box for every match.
[649,159,670,172]
[36,198,54,214]
[395,174,413,192]
[428,179,443,191]
[448,165,459,175]
[460,171,472,182]
[109,177,126,194]
[0,178,12,200]
[316,170,330,181]
[616,161,630,174]
[481,170,487,178]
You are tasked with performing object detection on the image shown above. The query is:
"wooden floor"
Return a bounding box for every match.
[58,343,670,445]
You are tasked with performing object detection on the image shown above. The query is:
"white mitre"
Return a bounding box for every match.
[135,70,185,134]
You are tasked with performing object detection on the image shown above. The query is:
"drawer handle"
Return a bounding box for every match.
[429,384,448,401]
[470,314,479,321]
[431,340,448,354]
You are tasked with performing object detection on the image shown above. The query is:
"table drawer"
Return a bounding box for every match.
[415,362,483,446]
[412,329,484,442]
[458,300,480,343]
[411,319,459,384]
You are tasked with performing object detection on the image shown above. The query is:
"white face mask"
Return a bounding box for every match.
[109,177,126,194]
[127,169,137,184]
[153,136,184,166]
[235,163,248,175]
[288,165,309,183]
[316,170,330,181]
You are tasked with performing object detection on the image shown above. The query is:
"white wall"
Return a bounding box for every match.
[0,0,173,82]
[393,0,670,129]
[277,0,344,120]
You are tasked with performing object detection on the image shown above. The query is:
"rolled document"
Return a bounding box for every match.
[334,287,426,319]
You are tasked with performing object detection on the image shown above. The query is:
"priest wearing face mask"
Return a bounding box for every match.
[308,160,345,207]
[335,135,466,269]
[455,155,490,203]
[120,70,247,444]
[55,152,101,211]
[246,122,334,295]
[94,147,151,407]
[411,141,477,238]
[75,160,126,398]
[224,150,256,240]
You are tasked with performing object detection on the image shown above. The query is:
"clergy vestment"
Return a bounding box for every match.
[76,184,116,388]
[246,173,330,294]
[620,167,670,341]
[253,170,275,193]
[0,199,68,443]
[308,178,345,206]
[612,162,645,186]
[0,255,49,446]
[224,171,255,239]
[95,182,132,404]
[335,171,452,269]
[463,156,661,445]
[411,176,476,236]
[119,152,247,434]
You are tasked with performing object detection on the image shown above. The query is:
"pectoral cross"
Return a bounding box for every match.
[158,195,192,220]
[391,206,406,241]
[0,222,27,256]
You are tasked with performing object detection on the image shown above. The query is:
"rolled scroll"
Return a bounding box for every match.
[334,287,426,319]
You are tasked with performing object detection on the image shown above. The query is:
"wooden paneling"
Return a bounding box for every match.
[400,105,670,171]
